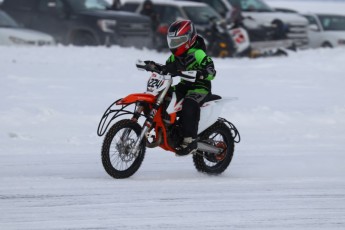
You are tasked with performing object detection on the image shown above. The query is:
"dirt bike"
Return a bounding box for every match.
[97,60,241,179]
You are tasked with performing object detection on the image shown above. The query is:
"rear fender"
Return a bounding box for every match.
[199,97,238,133]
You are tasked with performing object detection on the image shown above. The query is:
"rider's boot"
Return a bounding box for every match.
[176,137,198,156]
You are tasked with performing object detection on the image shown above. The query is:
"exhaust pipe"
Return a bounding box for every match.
[197,142,223,154]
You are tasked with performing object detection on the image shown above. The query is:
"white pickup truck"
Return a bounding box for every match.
[183,0,309,49]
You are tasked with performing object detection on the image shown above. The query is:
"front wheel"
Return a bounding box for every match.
[101,119,146,179]
[322,42,333,48]
[193,121,235,175]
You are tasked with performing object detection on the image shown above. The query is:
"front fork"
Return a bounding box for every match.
[129,80,172,156]
[129,105,157,156]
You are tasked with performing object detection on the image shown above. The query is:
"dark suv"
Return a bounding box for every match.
[1,0,153,47]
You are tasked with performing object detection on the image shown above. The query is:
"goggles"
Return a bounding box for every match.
[167,34,189,49]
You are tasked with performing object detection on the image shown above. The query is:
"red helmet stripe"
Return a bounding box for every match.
[176,21,191,36]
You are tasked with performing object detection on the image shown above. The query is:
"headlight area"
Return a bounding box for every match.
[9,36,36,45]
[338,39,345,45]
[98,19,117,33]
[9,36,53,46]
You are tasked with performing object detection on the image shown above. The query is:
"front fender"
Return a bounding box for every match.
[116,93,156,105]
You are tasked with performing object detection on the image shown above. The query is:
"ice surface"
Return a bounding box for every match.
[1,2,345,227]
[1,44,344,230]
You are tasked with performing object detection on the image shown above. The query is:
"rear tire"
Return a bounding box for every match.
[101,119,146,179]
[193,121,234,175]
[72,31,98,46]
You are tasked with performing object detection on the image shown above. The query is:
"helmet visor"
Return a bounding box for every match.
[167,35,189,49]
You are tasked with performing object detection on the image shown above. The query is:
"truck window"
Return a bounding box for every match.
[203,0,227,18]
[120,3,139,12]
[304,15,318,27]
[155,6,183,25]
[0,11,19,27]
[85,0,109,10]
[318,15,345,31]
[226,0,273,12]
[68,0,110,12]
[183,6,221,25]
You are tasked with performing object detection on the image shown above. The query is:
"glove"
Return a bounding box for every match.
[161,62,179,76]
[197,66,216,80]
[196,70,205,80]
[144,60,157,72]
[144,60,167,73]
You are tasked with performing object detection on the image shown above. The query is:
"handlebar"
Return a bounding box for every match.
[136,60,161,73]
[136,60,198,82]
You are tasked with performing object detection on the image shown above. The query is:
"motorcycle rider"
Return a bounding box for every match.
[145,20,217,156]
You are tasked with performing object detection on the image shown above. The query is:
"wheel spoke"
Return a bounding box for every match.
[203,131,226,167]
[109,127,138,171]
[102,120,146,179]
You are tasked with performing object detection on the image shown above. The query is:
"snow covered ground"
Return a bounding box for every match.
[1,1,345,229]
[1,45,345,229]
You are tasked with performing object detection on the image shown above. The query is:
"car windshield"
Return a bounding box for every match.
[67,0,110,12]
[318,15,345,31]
[0,11,18,28]
[183,6,221,25]
[226,0,274,12]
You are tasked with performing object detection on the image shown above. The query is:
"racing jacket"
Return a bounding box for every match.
[165,40,216,94]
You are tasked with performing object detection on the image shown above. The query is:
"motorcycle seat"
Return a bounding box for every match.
[206,94,222,102]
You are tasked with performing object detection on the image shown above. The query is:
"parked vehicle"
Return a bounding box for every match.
[177,0,309,49]
[0,0,152,48]
[0,9,55,46]
[121,0,234,56]
[227,16,288,58]
[303,13,345,48]
[97,60,240,179]
[203,18,237,57]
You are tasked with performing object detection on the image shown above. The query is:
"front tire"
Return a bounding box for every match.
[101,119,146,179]
[322,42,333,48]
[193,121,235,175]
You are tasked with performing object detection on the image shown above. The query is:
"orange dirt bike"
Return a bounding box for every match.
[97,60,240,179]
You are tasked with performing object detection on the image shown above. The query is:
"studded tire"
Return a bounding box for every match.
[193,121,235,175]
[101,119,146,179]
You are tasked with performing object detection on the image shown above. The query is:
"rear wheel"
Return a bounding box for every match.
[71,31,98,46]
[101,119,146,179]
[193,121,234,175]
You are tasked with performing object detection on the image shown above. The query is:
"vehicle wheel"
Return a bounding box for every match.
[101,119,146,179]
[72,31,98,46]
[322,42,333,48]
[193,121,235,175]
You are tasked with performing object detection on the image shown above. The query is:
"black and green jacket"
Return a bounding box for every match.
[166,41,216,94]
